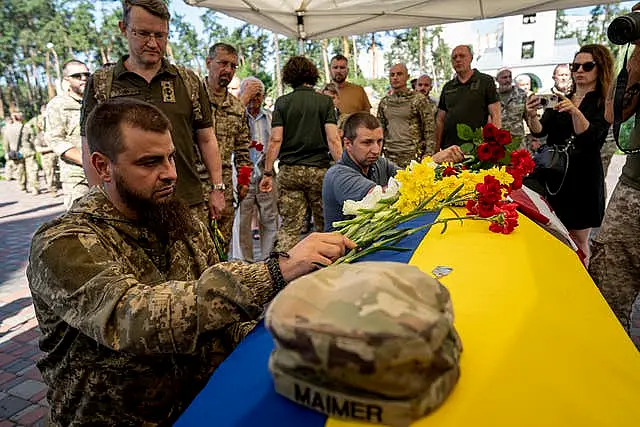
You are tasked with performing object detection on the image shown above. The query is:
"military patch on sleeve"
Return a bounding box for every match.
[161,80,176,103]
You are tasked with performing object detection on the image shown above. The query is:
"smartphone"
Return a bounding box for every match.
[537,93,560,109]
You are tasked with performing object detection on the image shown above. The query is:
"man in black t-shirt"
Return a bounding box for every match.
[435,45,501,150]
[260,56,342,251]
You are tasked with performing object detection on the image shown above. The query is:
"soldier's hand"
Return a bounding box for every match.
[259,176,273,193]
[279,232,357,282]
[237,184,249,201]
[209,190,225,219]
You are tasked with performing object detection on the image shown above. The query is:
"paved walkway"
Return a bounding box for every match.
[0,178,64,427]
[0,155,628,426]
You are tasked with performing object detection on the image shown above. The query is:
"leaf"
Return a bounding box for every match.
[460,142,475,154]
[456,123,475,141]
[505,140,521,152]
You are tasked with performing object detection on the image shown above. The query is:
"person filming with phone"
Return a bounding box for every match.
[524,44,614,263]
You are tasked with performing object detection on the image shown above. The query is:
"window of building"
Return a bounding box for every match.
[521,41,535,59]
[523,14,536,24]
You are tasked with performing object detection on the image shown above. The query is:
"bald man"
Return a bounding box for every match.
[377,63,435,168]
[436,45,500,150]
[496,68,527,142]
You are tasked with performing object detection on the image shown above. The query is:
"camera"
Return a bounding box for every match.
[608,11,640,45]
[537,93,559,109]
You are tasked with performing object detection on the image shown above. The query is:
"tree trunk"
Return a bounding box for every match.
[274,33,283,97]
[419,27,424,74]
[23,65,35,106]
[321,39,330,83]
[352,36,358,77]
[371,33,376,79]
[0,86,5,118]
[166,44,175,63]
[342,36,350,58]
[100,47,108,65]
[45,53,56,100]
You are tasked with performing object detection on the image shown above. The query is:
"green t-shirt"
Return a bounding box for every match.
[272,86,337,168]
[438,70,499,148]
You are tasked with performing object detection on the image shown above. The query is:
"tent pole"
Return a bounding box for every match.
[296,11,306,54]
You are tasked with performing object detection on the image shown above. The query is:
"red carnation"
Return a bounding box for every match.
[442,166,458,177]
[489,202,519,234]
[237,165,253,186]
[509,149,535,175]
[495,129,512,146]
[490,144,506,162]
[507,167,524,190]
[476,175,502,204]
[483,123,498,141]
[477,143,493,162]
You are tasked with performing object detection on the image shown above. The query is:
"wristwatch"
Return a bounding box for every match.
[212,183,226,191]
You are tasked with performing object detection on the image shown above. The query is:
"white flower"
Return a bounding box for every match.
[342,178,402,216]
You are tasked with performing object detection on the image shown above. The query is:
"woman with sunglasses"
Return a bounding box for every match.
[525,44,614,264]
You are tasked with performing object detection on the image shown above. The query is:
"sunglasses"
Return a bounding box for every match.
[68,72,90,80]
[570,61,597,72]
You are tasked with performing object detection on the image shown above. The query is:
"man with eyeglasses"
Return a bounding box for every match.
[80,0,225,232]
[46,59,91,208]
[201,43,253,250]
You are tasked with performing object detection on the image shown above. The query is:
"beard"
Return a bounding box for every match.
[332,73,346,84]
[115,174,197,242]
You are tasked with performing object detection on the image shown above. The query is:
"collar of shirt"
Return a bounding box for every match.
[339,151,376,179]
[114,55,177,80]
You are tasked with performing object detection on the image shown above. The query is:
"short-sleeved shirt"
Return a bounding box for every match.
[81,56,213,206]
[322,151,399,231]
[272,86,337,168]
[438,70,499,148]
[337,81,372,114]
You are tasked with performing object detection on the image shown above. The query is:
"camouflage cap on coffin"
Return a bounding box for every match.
[265,262,462,427]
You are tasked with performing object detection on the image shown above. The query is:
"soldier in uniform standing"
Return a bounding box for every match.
[47,60,90,208]
[2,111,26,190]
[22,109,45,194]
[33,105,59,193]
[203,43,253,248]
[260,56,343,252]
[496,68,527,145]
[80,0,224,230]
[377,63,435,168]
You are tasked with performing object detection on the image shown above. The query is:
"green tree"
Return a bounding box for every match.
[555,10,576,39]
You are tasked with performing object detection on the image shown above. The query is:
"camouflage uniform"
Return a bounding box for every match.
[46,93,88,208]
[198,88,252,249]
[499,87,527,144]
[35,113,60,193]
[22,115,44,193]
[266,262,462,426]
[276,164,326,252]
[590,181,640,349]
[27,187,279,426]
[377,90,435,168]
[2,121,26,188]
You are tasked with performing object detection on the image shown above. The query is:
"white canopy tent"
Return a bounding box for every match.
[184,0,620,40]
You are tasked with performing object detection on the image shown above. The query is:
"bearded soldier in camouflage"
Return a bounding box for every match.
[47,60,90,208]
[377,63,436,168]
[27,99,354,426]
[201,43,253,248]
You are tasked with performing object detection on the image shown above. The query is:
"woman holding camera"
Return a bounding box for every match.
[525,44,614,263]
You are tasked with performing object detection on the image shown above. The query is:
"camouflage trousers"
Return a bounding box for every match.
[200,168,235,251]
[40,152,59,191]
[589,181,640,350]
[62,179,89,210]
[275,164,327,252]
[384,150,415,169]
[25,155,40,193]
[5,158,26,190]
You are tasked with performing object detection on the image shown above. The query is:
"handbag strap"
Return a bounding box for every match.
[613,45,640,154]
[545,138,572,196]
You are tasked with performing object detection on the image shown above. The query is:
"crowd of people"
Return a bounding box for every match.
[1,0,639,424]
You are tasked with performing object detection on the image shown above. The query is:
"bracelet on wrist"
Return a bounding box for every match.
[266,251,289,292]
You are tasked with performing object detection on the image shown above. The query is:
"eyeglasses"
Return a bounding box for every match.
[129,28,168,43]
[570,61,597,72]
[68,72,90,80]
[215,59,238,70]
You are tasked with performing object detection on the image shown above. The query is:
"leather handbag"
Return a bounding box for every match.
[532,136,574,196]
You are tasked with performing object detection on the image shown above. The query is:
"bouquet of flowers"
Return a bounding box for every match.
[333,125,535,264]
